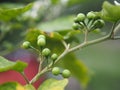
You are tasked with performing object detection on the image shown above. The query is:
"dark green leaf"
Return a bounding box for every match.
[38,79,68,90]
[0,3,33,21]
[0,56,27,72]
[96,1,120,22]
[61,53,91,88]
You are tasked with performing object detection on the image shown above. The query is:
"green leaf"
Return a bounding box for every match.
[58,30,80,43]
[37,16,74,31]
[0,82,25,90]
[61,53,91,88]
[0,3,33,21]
[96,1,120,22]
[38,79,68,90]
[0,56,27,72]
[49,32,64,40]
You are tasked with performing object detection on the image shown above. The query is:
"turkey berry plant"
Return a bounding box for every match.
[14,3,120,88]
[21,8,120,88]
[1,1,120,90]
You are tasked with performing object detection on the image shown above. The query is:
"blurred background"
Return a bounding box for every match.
[0,0,120,90]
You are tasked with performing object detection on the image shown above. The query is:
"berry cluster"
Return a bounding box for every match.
[52,67,71,78]
[72,11,105,32]
[22,34,71,78]
[22,35,57,61]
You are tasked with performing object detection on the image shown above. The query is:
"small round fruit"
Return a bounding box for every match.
[72,23,79,30]
[93,19,105,28]
[37,38,46,47]
[76,13,85,21]
[87,11,96,19]
[22,41,31,49]
[74,17,79,23]
[51,53,58,60]
[52,67,60,76]
[37,35,46,40]
[42,48,51,56]
[62,69,71,78]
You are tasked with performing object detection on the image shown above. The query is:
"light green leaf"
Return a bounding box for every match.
[96,1,120,22]
[61,53,91,88]
[0,3,33,21]
[37,16,74,31]
[0,56,27,72]
[38,79,68,90]
[0,82,25,90]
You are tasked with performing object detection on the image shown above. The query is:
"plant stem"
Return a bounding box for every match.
[38,55,44,72]
[84,30,88,42]
[55,44,70,63]
[61,40,68,48]
[110,22,117,38]
[30,67,51,84]
[20,72,29,84]
[114,21,120,35]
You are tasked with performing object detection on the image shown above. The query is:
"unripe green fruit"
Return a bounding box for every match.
[42,48,51,56]
[74,17,79,23]
[62,69,71,78]
[93,19,105,28]
[76,13,85,21]
[51,53,58,60]
[37,38,46,47]
[22,41,31,49]
[38,35,46,40]
[87,11,96,19]
[72,23,79,30]
[52,67,60,75]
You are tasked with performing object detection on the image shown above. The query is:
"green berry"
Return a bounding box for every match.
[76,13,85,21]
[72,23,79,30]
[37,38,46,47]
[42,48,51,56]
[51,53,58,60]
[38,35,46,40]
[74,17,79,23]
[62,69,71,78]
[52,67,60,75]
[87,11,96,19]
[93,28,101,33]
[22,41,31,49]
[93,19,105,28]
